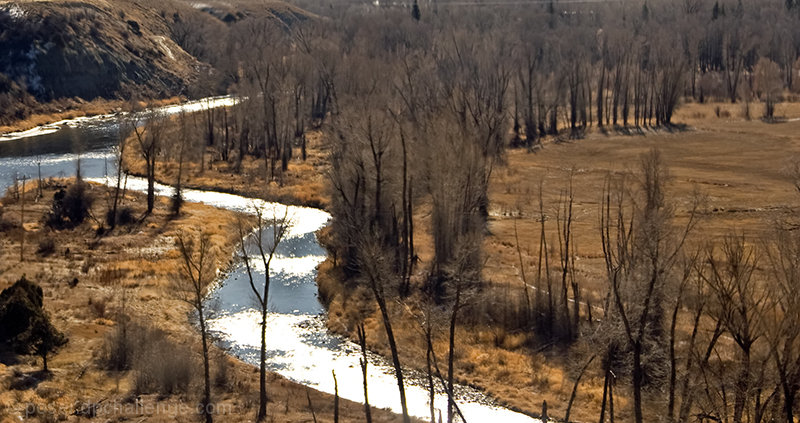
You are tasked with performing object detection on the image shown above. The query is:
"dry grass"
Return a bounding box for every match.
[124,127,330,208]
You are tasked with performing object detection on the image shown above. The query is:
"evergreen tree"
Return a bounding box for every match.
[0,277,67,371]
[411,0,421,21]
[712,0,720,19]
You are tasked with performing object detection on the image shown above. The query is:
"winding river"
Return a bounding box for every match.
[0,101,541,423]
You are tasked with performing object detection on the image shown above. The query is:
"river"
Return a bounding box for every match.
[0,101,541,423]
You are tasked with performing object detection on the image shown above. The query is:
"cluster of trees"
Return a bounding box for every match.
[572,149,800,423]
[150,0,800,182]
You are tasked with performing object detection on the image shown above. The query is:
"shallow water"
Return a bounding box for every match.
[0,96,237,192]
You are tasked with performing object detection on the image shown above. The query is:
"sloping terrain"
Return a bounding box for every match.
[0,1,200,102]
[0,0,314,126]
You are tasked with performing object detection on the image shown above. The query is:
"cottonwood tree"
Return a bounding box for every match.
[702,235,771,423]
[766,227,800,422]
[754,57,783,120]
[238,205,291,422]
[358,238,411,423]
[175,232,216,423]
[132,109,166,214]
[600,149,697,423]
[107,115,130,229]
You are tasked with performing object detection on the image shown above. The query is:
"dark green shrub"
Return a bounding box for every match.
[0,277,67,371]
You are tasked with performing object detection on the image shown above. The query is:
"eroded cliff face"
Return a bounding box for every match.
[0,0,201,120]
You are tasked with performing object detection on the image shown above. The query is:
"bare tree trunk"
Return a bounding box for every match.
[257,300,268,421]
[598,371,608,423]
[199,306,212,423]
[364,258,410,423]
[565,355,595,422]
[447,284,461,423]
[19,177,25,262]
[357,325,373,423]
[667,287,684,422]
[332,370,339,423]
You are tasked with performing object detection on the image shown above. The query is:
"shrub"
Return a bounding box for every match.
[106,206,136,227]
[88,296,109,319]
[169,187,183,217]
[46,182,94,229]
[101,321,137,372]
[101,322,194,395]
[0,277,67,371]
[132,328,193,396]
[118,206,135,225]
[36,238,56,256]
[213,352,231,390]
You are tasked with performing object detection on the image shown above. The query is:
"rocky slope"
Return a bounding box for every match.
[0,0,313,126]
[0,1,200,101]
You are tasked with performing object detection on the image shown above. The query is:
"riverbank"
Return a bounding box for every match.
[120,115,576,420]
[0,178,409,422]
[0,97,185,137]
[123,130,329,209]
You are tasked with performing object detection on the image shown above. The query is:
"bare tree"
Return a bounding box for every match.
[600,149,697,423]
[238,205,291,422]
[108,116,129,229]
[359,239,411,423]
[175,231,215,423]
[754,57,783,120]
[766,227,800,422]
[702,235,770,423]
[132,109,166,214]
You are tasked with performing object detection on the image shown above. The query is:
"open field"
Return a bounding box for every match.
[487,100,800,306]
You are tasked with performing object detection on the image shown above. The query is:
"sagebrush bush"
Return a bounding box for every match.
[36,237,56,256]
[101,321,137,371]
[101,321,194,395]
[105,206,136,228]
[133,334,193,396]
[88,296,110,319]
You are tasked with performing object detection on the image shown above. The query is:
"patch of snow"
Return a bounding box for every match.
[1,4,26,20]
[152,36,175,61]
